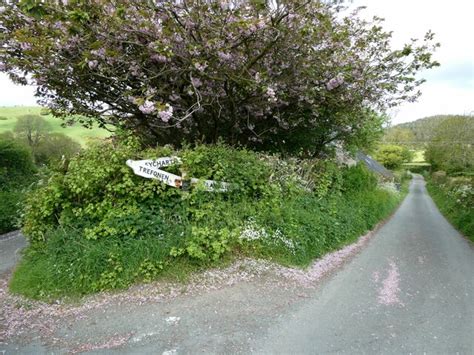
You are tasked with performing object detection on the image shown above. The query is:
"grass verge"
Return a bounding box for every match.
[427,180,473,242]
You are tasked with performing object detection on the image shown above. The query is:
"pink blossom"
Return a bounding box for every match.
[266,87,277,103]
[191,77,202,88]
[326,74,344,90]
[158,104,173,122]
[138,100,155,114]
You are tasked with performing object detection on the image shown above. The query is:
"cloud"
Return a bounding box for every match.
[0,74,37,106]
[351,0,474,124]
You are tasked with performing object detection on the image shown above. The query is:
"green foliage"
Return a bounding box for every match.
[386,115,458,147]
[374,144,413,170]
[425,115,473,173]
[12,141,404,299]
[14,114,51,148]
[427,176,474,241]
[0,138,37,189]
[0,190,24,234]
[32,132,82,165]
[381,127,416,147]
[0,138,37,233]
[341,164,378,192]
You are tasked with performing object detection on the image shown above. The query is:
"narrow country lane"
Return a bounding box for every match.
[256,175,474,354]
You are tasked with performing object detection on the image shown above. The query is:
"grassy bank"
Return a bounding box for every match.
[10,140,407,300]
[427,178,473,241]
[0,106,110,146]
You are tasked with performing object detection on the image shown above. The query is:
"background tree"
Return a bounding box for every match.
[13,115,51,149]
[381,127,416,148]
[374,144,413,170]
[34,132,81,165]
[425,115,474,173]
[0,0,439,156]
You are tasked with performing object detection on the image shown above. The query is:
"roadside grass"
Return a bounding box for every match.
[427,180,474,242]
[0,106,110,146]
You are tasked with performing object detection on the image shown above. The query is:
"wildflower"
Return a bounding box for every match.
[194,62,207,72]
[19,42,31,50]
[88,60,99,69]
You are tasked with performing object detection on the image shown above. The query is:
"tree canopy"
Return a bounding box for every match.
[0,0,439,155]
[425,115,474,173]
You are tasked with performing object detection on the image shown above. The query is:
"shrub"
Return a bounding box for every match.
[0,139,37,233]
[0,139,37,189]
[33,132,81,165]
[0,190,24,234]
[13,140,404,299]
[341,164,378,192]
[374,144,412,170]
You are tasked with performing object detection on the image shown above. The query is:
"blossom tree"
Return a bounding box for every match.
[0,0,439,156]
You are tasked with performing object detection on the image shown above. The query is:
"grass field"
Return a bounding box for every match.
[0,106,111,146]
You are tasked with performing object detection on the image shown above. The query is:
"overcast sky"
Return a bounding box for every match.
[0,0,473,125]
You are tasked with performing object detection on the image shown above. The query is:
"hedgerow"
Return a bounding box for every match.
[427,176,474,241]
[11,138,403,299]
[0,139,37,234]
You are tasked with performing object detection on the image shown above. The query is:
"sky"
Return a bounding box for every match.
[351,0,474,125]
[0,1,473,125]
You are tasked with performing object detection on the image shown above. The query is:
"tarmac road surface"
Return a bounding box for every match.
[255,175,473,354]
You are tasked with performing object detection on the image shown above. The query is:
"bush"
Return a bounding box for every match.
[13,140,404,299]
[0,190,24,234]
[33,132,81,165]
[374,144,412,170]
[0,139,37,189]
[0,139,37,234]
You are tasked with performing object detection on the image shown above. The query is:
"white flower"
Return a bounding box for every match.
[194,62,207,72]
[88,60,99,69]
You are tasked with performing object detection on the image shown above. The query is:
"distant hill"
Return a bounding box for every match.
[383,115,469,146]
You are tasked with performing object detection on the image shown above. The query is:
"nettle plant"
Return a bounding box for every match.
[0,0,439,156]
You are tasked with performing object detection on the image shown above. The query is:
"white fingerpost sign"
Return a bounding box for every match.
[126,157,230,192]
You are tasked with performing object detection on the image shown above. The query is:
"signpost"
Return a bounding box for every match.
[126,157,230,192]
